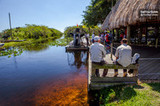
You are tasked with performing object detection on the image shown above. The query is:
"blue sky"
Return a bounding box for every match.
[0,0,91,32]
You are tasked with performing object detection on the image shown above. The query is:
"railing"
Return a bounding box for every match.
[88,54,139,90]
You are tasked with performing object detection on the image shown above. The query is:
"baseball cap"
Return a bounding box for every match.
[94,36,100,41]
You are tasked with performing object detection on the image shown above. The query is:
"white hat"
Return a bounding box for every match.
[94,36,100,41]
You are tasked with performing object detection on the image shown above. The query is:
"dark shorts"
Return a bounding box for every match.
[92,60,106,66]
[114,61,127,72]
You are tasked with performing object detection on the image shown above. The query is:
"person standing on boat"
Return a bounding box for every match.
[85,33,90,46]
[90,36,108,77]
[73,28,81,47]
[114,38,132,77]
[91,32,95,43]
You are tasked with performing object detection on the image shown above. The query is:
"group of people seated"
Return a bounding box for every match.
[90,36,139,77]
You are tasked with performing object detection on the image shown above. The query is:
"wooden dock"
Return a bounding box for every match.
[139,59,160,80]
[88,54,139,90]
[65,45,89,51]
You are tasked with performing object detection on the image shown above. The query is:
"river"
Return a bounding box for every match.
[0,39,89,105]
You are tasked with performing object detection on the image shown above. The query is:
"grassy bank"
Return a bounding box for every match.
[97,83,160,106]
[2,37,58,49]
[0,36,72,57]
[0,36,60,57]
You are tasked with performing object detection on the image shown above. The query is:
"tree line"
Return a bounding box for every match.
[0,24,62,40]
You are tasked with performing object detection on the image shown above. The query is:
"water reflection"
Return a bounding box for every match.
[67,51,88,69]
[0,45,90,105]
[31,51,89,105]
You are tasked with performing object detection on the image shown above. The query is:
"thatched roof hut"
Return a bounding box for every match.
[102,0,160,30]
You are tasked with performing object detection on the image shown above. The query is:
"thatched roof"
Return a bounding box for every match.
[102,0,160,30]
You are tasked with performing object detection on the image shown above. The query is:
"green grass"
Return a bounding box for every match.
[98,83,160,106]
[1,37,58,49]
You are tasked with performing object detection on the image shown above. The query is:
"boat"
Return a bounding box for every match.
[65,36,89,51]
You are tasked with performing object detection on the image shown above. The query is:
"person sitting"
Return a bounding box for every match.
[90,36,108,77]
[114,38,132,77]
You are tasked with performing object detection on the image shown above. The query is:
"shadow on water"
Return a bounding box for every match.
[88,85,137,105]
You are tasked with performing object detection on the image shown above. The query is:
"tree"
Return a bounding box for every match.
[82,0,117,27]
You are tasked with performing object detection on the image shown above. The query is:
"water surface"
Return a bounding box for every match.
[0,44,89,105]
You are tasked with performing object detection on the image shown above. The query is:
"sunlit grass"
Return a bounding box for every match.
[98,83,160,106]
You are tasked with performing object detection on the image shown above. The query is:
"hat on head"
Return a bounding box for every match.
[94,36,100,41]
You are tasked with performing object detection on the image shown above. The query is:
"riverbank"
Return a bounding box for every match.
[0,36,72,57]
[94,83,160,105]
[1,37,59,49]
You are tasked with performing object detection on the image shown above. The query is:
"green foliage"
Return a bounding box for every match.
[51,37,73,46]
[0,48,23,57]
[1,24,62,40]
[82,0,117,26]
[64,25,103,37]
[0,36,70,57]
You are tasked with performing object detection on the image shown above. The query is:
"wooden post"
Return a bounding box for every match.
[139,27,143,44]
[111,42,113,59]
[145,26,148,44]
[133,69,138,76]
[155,26,159,48]
[8,13,12,39]
[127,25,131,44]
[111,29,114,60]
[116,29,119,41]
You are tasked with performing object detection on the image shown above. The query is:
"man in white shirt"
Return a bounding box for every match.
[114,38,132,77]
[92,32,95,43]
[90,36,108,77]
[85,33,90,46]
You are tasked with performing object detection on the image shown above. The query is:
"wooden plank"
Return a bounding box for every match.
[92,63,139,69]
[91,76,138,82]
[90,82,137,90]
[65,45,89,51]
[66,47,89,51]
[88,53,139,90]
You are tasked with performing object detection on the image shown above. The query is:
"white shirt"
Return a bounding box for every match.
[90,42,106,62]
[115,44,132,67]
[85,34,89,38]
[101,34,104,39]
[92,34,95,40]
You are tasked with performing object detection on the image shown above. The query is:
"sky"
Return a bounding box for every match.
[0,0,91,32]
